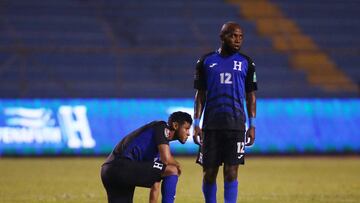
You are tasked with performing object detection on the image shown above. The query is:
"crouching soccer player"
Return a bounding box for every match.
[101,111,192,203]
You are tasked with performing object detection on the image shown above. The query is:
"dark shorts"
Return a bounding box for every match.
[101,158,166,203]
[196,130,245,168]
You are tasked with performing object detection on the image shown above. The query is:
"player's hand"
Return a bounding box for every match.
[193,126,203,146]
[173,160,181,176]
[245,127,255,146]
[176,164,182,176]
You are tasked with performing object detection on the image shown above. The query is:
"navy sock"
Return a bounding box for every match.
[161,175,178,203]
[202,181,217,203]
[224,180,238,203]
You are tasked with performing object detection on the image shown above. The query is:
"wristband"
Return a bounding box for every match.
[194,118,200,127]
[249,117,256,128]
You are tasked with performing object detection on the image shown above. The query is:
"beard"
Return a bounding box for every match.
[174,132,186,144]
[223,43,240,54]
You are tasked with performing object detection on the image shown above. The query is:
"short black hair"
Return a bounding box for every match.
[168,111,193,126]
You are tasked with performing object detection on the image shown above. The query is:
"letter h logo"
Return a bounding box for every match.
[233,61,242,71]
[153,161,164,170]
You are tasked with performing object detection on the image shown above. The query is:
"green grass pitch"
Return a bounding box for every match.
[0,156,359,203]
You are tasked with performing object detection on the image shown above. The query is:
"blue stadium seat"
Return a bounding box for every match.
[0,0,357,97]
[272,0,360,85]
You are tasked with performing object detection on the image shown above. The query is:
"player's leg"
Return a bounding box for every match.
[222,130,245,203]
[117,159,179,203]
[149,182,160,203]
[101,159,165,202]
[112,159,165,187]
[121,160,179,203]
[223,164,239,203]
[101,164,135,203]
[106,185,135,203]
[161,164,179,203]
[202,130,223,203]
[202,166,219,203]
[223,164,239,181]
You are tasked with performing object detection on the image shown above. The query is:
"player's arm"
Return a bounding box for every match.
[154,122,180,173]
[246,91,256,146]
[244,57,258,146]
[193,55,207,145]
[193,90,206,145]
[158,144,181,174]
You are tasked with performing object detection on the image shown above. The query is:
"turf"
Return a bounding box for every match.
[0,156,359,203]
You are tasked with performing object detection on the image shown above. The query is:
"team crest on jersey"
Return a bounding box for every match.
[233,61,242,71]
[164,128,170,138]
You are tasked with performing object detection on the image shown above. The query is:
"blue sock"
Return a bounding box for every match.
[202,181,217,203]
[224,180,238,203]
[161,175,178,203]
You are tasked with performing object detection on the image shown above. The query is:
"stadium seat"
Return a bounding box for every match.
[0,0,358,98]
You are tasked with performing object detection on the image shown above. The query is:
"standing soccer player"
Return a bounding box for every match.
[193,21,258,203]
[101,111,192,203]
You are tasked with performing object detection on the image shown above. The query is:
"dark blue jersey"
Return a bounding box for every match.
[104,121,169,164]
[194,51,258,130]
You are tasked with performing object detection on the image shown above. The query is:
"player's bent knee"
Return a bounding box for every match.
[163,165,179,177]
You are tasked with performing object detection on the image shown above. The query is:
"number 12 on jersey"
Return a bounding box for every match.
[220,72,232,84]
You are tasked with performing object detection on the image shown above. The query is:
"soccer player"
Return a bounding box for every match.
[101,111,192,203]
[193,21,258,203]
